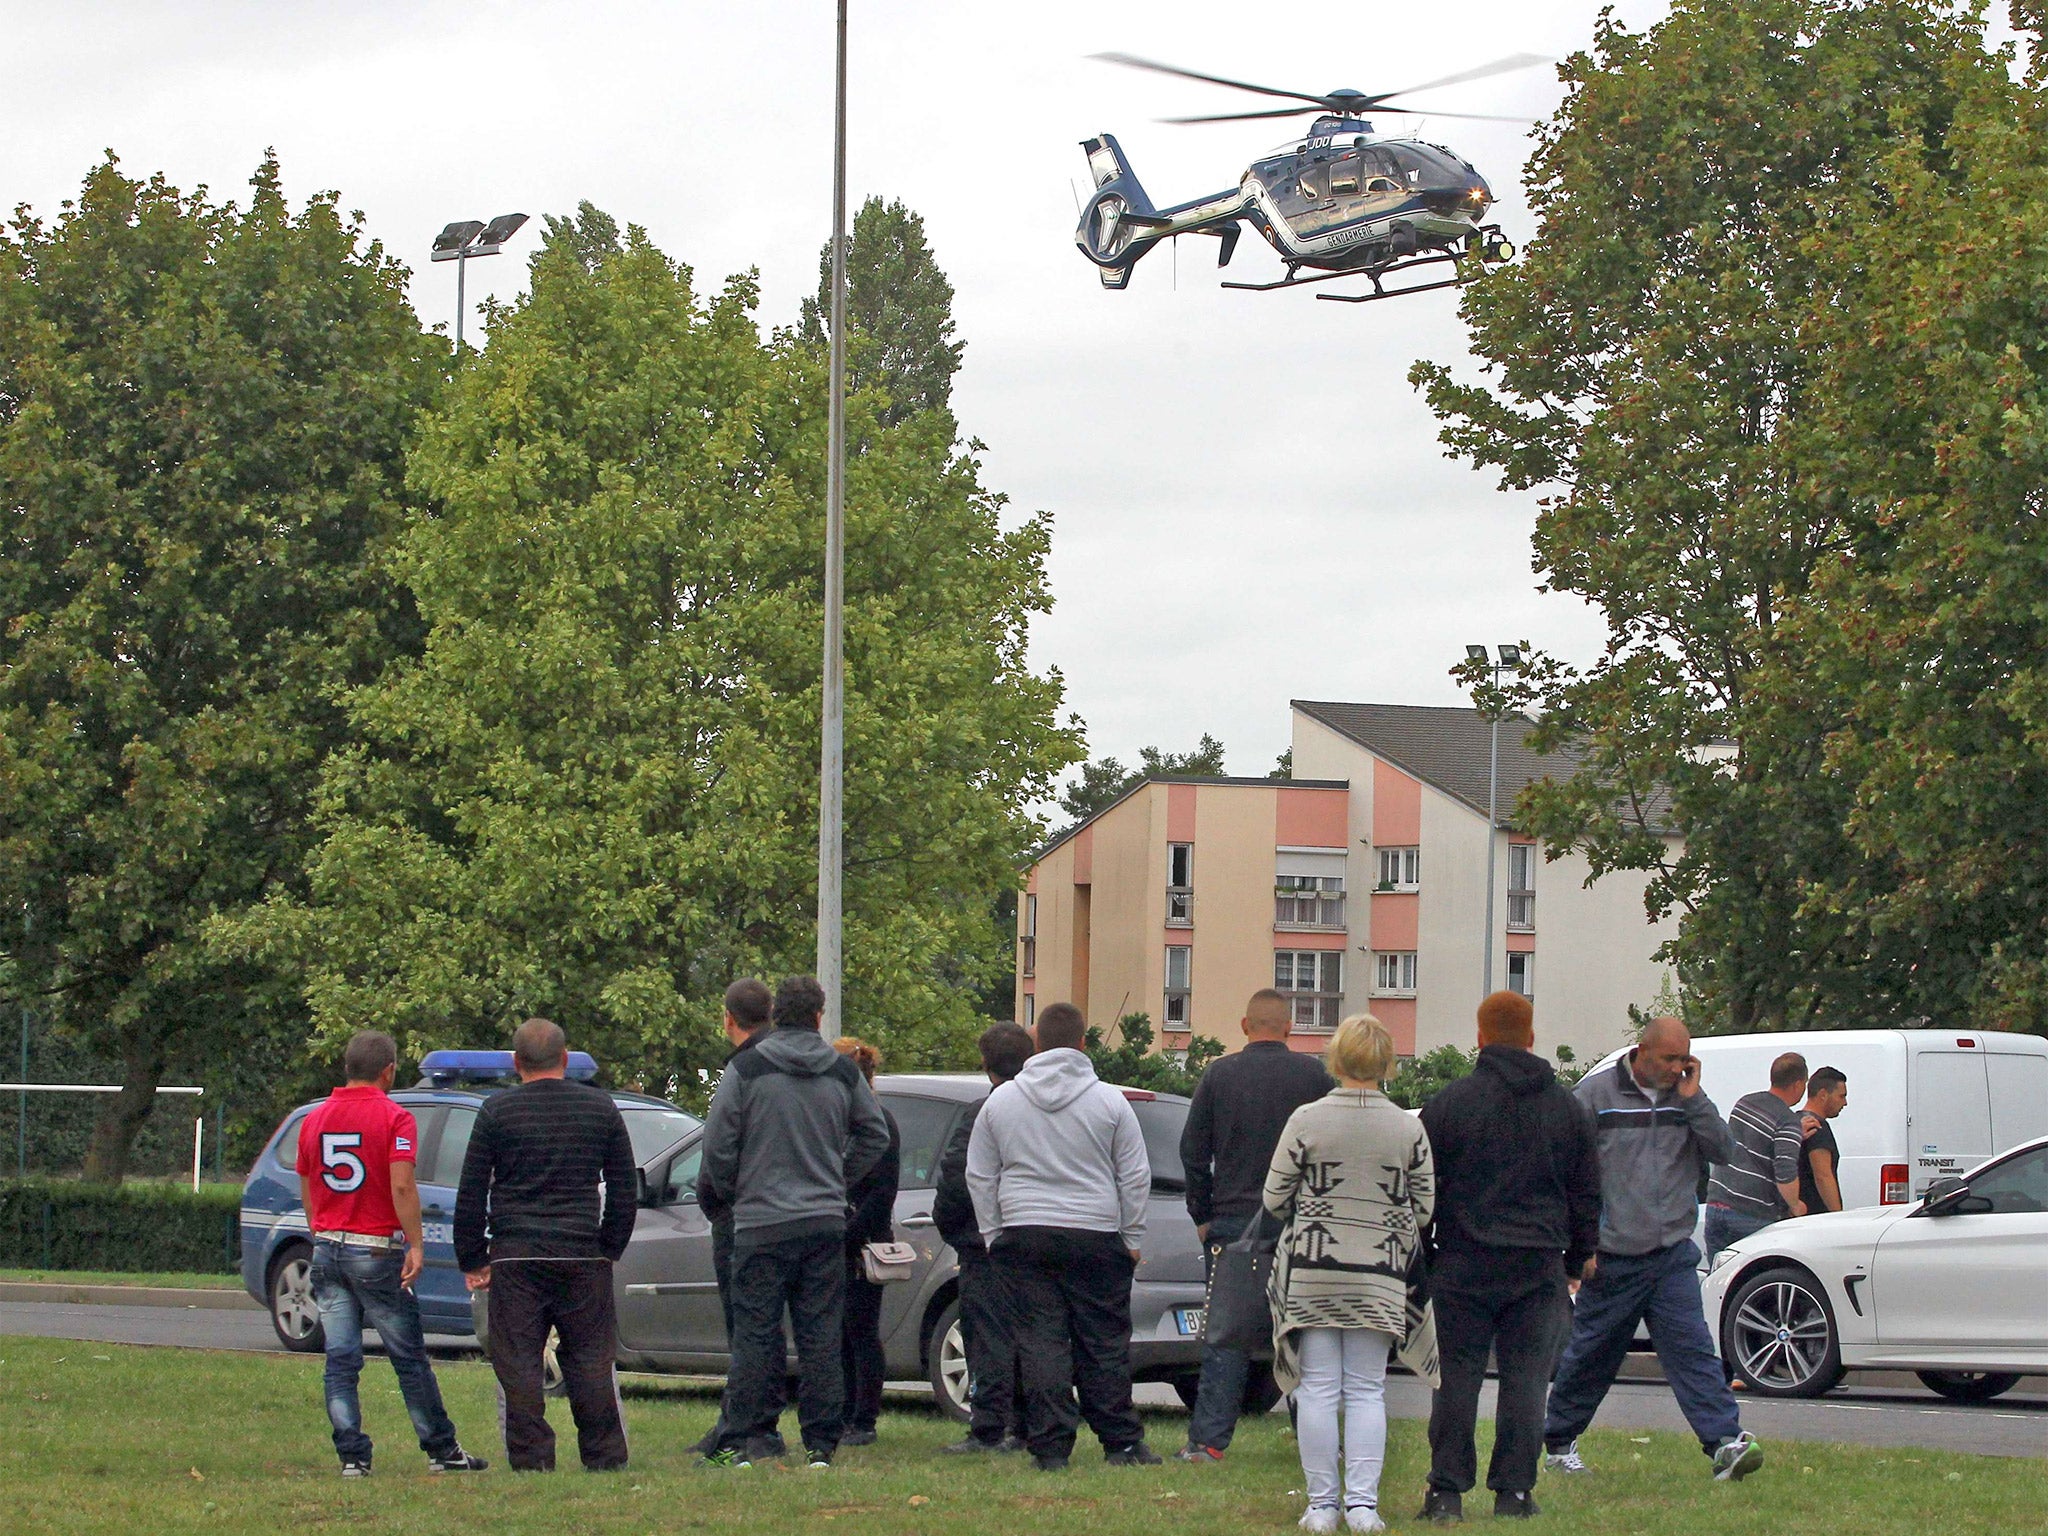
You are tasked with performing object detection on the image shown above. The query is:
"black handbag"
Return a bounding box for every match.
[1202,1211,1280,1357]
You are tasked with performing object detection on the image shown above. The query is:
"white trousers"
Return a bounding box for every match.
[1295,1326,1393,1512]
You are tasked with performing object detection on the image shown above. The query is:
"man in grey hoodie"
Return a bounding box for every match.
[966,1002,1160,1471]
[699,975,891,1468]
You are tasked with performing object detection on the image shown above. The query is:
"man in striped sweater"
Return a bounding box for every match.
[1703,1053,1809,1264]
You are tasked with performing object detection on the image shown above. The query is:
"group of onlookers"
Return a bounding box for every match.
[293,973,1851,1520]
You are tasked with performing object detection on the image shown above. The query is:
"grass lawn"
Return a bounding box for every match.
[1,1336,2040,1535]
[0,1268,242,1289]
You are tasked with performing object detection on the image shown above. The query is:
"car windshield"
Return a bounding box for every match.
[619,1105,700,1164]
[1132,1098,1188,1189]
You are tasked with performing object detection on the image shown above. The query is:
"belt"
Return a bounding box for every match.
[317,1231,403,1250]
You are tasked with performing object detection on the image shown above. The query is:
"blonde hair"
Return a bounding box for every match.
[1327,1014,1396,1085]
[833,1035,882,1084]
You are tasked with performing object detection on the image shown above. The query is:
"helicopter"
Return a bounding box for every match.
[1074,52,1545,302]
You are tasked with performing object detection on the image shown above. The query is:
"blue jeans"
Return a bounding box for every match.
[1703,1204,1777,1266]
[310,1239,459,1465]
[1187,1216,1252,1452]
[1543,1239,1741,1455]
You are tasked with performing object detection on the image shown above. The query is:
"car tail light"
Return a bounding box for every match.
[1881,1163,1910,1204]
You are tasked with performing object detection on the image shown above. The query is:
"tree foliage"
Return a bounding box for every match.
[1057,733,1230,824]
[0,156,438,1178]
[1085,1012,1224,1095]
[1418,0,2014,1031]
[224,205,1081,1086]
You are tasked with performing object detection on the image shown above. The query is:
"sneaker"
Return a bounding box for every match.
[840,1428,878,1447]
[1346,1508,1388,1534]
[1418,1489,1463,1524]
[940,1435,1004,1455]
[698,1447,751,1469]
[999,1434,1029,1454]
[1104,1441,1163,1466]
[1544,1440,1590,1476]
[1033,1455,1070,1473]
[339,1461,372,1479]
[1175,1444,1225,1464]
[1711,1431,1764,1482]
[1299,1508,1341,1535]
[807,1449,833,1470]
[427,1448,488,1473]
[1494,1491,1538,1519]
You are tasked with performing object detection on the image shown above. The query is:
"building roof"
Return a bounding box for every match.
[1030,773,1348,864]
[1291,700,1578,825]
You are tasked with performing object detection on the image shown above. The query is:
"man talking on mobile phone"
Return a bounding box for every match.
[1538,1017,1765,1487]
[297,1030,486,1478]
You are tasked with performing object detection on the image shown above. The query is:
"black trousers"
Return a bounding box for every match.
[842,1260,887,1432]
[957,1247,1024,1444]
[1427,1245,1568,1495]
[991,1226,1143,1461]
[696,1217,785,1456]
[485,1259,629,1472]
[726,1231,846,1458]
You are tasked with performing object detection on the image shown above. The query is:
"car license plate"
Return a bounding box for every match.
[1174,1307,1205,1337]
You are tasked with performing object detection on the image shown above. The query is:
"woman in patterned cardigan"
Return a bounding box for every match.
[1264,1015,1437,1535]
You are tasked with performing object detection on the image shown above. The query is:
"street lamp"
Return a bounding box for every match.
[1469,643,1521,996]
[816,0,850,1040]
[430,212,529,352]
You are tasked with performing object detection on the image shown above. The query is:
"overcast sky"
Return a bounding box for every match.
[6,0,1671,791]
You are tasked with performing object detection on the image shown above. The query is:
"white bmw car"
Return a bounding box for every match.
[1700,1134,2048,1402]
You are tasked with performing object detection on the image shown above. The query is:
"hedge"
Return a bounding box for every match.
[0,1179,241,1274]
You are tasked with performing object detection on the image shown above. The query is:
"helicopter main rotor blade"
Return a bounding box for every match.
[1366,105,1536,123]
[1091,52,1329,107]
[1160,106,1323,124]
[1374,53,1551,104]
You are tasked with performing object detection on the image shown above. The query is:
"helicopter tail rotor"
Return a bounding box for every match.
[1076,133,1167,286]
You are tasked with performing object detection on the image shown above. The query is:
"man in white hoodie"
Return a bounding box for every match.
[966,1002,1159,1471]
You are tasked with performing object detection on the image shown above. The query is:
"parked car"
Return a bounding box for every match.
[476,1071,1250,1419]
[239,1050,699,1351]
[1701,1133,2048,1401]
[1588,1028,2048,1209]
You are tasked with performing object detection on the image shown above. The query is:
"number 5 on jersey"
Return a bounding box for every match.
[321,1132,367,1193]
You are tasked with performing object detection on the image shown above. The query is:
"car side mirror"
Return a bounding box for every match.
[1919,1176,1968,1215]
[638,1168,663,1208]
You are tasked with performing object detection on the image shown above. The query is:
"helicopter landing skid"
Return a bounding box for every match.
[1218,246,1493,301]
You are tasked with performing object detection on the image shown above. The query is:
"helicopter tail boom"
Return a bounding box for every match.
[1074,133,1245,289]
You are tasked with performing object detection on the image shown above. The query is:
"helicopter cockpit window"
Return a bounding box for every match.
[1296,161,1328,203]
[1328,153,1362,196]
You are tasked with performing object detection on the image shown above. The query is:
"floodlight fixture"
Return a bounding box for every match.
[1497,643,1523,668]
[431,220,486,262]
[1465,644,1489,663]
[432,211,531,352]
[471,212,530,257]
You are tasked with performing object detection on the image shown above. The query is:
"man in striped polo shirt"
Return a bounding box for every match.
[1703,1053,1809,1264]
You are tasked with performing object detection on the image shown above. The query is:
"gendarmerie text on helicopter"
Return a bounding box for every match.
[1073,52,1544,303]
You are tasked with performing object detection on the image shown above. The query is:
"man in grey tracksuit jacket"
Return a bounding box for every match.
[966,1003,1157,1469]
[699,976,890,1464]
[1541,1017,1765,1483]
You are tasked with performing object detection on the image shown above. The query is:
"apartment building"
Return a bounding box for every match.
[1017,701,1678,1064]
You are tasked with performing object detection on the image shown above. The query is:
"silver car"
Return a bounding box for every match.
[503,1072,1218,1417]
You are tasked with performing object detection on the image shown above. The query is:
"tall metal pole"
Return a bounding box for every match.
[816,0,849,1040]
[18,909,28,1178]
[455,250,467,354]
[1482,664,1501,998]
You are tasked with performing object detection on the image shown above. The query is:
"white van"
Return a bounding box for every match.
[1590,1029,2048,1208]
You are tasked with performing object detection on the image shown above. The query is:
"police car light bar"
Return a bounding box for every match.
[418,1049,600,1084]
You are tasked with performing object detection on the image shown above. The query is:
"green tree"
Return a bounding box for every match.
[1084,1012,1223,1095]
[0,156,438,1180]
[1057,734,1230,824]
[798,196,964,431]
[224,208,1081,1084]
[1417,0,2002,1031]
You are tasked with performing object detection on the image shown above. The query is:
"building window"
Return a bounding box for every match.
[1021,894,1037,977]
[1275,873,1345,928]
[1275,950,1343,1031]
[1376,846,1420,891]
[1507,951,1533,1000]
[1507,843,1535,931]
[1373,951,1418,996]
[1164,945,1192,1029]
[1023,993,1035,1030]
[1167,842,1193,925]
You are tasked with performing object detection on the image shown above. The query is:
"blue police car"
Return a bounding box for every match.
[240,1050,699,1351]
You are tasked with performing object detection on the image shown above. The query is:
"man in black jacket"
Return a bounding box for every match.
[692,978,779,1462]
[1417,991,1600,1523]
[932,1020,1034,1454]
[455,1017,638,1472]
[1176,987,1335,1463]
[698,975,890,1468]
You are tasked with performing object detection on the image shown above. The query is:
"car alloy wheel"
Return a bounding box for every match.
[1722,1266,1843,1398]
[270,1246,325,1353]
[925,1301,971,1423]
[1916,1370,2021,1403]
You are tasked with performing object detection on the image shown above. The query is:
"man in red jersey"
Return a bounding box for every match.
[297,1030,486,1477]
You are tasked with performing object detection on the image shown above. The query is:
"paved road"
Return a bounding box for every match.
[6,1301,2044,1459]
